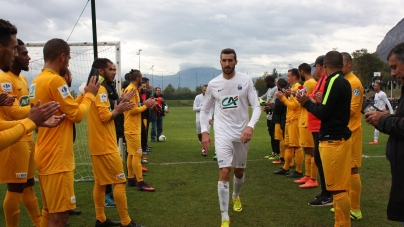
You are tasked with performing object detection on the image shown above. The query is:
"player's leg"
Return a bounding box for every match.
[369,128,379,144]
[196,121,206,155]
[287,121,303,178]
[350,127,363,220]
[157,116,163,139]
[275,124,292,174]
[151,121,157,142]
[216,138,233,225]
[231,141,249,213]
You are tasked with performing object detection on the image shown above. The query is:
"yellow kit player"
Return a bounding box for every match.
[30,39,99,227]
[274,69,304,178]
[294,63,318,188]
[88,58,144,227]
[123,69,157,192]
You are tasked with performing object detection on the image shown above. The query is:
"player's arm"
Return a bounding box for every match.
[247,81,262,129]
[382,93,394,114]
[377,114,404,140]
[303,79,338,120]
[0,81,30,120]
[280,95,300,109]
[259,90,268,100]
[126,89,147,115]
[0,119,36,151]
[349,82,363,117]
[200,85,214,134]
[193,96,201,112]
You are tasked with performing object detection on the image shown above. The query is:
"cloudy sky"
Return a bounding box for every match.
[2,0,404,78]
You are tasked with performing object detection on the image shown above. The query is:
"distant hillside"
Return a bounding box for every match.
[376,18,404,61]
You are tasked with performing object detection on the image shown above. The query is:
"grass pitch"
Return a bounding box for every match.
[0,106,400,227]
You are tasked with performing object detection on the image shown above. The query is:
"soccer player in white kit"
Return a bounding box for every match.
[193,84,214,156]
[200,48,261,227]
[369,81,394,144]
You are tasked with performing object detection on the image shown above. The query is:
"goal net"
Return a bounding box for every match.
[25,41,122,181]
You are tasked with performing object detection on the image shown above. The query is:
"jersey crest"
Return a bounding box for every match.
[220,95,239,109]
[353,88,360,97]
[99,93,108,102]
[58,84,70,98]
[238,84,242,90]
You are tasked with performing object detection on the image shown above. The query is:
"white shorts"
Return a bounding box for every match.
[215,137,249,169]
[196,121,211,134]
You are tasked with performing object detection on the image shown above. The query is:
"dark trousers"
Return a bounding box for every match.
[267,119,279,154]
[141,118,149,150]
[151,116,163,141]
[312,132,331,198]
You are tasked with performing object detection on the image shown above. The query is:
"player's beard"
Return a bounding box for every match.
[222,65,235,75]
[13,57,29,72]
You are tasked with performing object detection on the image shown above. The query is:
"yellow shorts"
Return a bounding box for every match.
[319,138,352,191]
[351,127,363,168]
[39,171,76,213]
[91,152,126,185]
[0,140,35,183]
[125,133,142,155]
[274,123,283,141]
[285,120,299,147]
[299,127,314,148]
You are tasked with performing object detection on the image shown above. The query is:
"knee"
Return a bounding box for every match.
[234,169,244,179]
[219,168,231,181]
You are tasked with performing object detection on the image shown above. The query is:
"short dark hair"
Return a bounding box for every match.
[142,77,149,82]
[341,52,352,62]
[290,68,300,80]
[298,63,311,74]
[128,69,141,82]
[124,73,130,81]
[155,87,161,91]
[265,75,275,83]
[17,38,24,46]
[387,42,404,63]
[92,58,113,70]
[43,38,70,62]
[202,84,208,88]
[220,48,237,60]
[277,78,288,89]
[0,19,17,46]
[324,51,343,69]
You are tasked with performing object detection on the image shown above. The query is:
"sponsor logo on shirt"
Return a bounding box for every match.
[19,95,30,107]
[220,95,239,109]
[58,84,71,98]
[1,82,12,93]
[70,196,76,203]
[29,83,36,99]
[15,172,27,178]
[116,173,125,179]
[99,93,107,102]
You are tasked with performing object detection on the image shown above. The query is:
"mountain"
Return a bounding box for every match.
[376,18,404,61]
[143,67,223,91]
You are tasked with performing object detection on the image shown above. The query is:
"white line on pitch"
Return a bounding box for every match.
[148,159,265,166]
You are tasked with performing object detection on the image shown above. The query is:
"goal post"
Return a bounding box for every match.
[25,41,122,182]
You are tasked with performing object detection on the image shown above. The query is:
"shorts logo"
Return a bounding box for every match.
[116,173,125,179]
[220,95,239,109]
[99,93,107,102]
[70,196,76,203]
[15,172,27,178]
[1,82,12,93]
[29,83,36,98]
[19,95,30,107]
[238,84,242,90]
[353,88,360,97]
[218,160,224,163]
[58,84,71,98]
[137,149,143,153]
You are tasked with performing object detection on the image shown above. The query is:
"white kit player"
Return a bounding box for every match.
[193,84,214,156]
[369,81,394,144]
[200,48,261,227]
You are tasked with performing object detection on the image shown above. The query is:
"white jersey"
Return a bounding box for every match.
[200,72,261,141]
[374,91,394,114]
[193,93,213,122]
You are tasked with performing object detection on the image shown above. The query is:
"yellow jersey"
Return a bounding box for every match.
[299,78,317,127]
[0,71,32,141]
[85,85,118,156]
[29,68,95,175]
[123,83,147,135]
[345,72,364,131]
[281,82,301,123]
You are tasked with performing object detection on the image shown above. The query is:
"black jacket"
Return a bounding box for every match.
[303,71,352,141]
[377,88,404,222]
[272,92,286,130]
[105,82,124,138]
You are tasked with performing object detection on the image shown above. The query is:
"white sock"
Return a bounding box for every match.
[218,181,230,221]
[374,129,380,142]
[232,174,245,199]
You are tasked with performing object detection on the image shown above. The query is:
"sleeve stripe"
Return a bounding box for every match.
[322,74,339,105]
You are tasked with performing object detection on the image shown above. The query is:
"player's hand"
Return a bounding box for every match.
[275,91,284,100]
[38,114,66,128]
[0,93,16,106]
[283,88,291,96]
[295,91,310,106]
[314,92,323,104]
[240,126,253,143]
[28,101,60,126]
[201,131,212,152]
[364,110,389,127]
[114,100,135,114]
[266,101,274,107]
[264,106,271,111]
[84,76,100,96]
[209,119,213,125]
[121,90,135,102]
[144,98,157,108]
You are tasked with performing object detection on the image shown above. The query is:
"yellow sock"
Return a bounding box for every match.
[127,154,135,179]
[280,140,285,158]
[350,173,362,211]
[114,183,131,226]
[40,209,49,227]
[283,147,294,170]
[304,153,311,177]
[295,147,303,173]
[333,192,351,227]
[93,183,106,222]
[311,157,318,180]
[21,186,41,227]
[4,191,21,227]
[133,152,143,182]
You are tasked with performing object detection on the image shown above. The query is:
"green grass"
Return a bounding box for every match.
[0,107,401,227]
